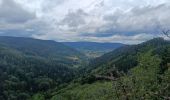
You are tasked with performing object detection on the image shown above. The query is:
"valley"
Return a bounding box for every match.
[63,42,125,58]
[0,36,169,100]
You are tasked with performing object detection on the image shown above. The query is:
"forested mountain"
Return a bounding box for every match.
[86,38,170,73]
[63,42,124,58]
[52,38,170,100]
[0,36,88,100]
[0,36,88,67]
[0,37,169,100]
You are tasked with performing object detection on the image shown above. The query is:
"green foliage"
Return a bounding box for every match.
[0,37,169,100]
[31,93,45,100]
[51,82,113,100]
[114,52,162,99]
[0,36,88,100]
[0,36,88,68]
[52,38,170,100]
[87,38,169,74]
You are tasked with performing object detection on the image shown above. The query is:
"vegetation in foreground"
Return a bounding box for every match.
[51,46,170,100]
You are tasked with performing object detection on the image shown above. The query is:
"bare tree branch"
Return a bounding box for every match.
[162,30,170,38]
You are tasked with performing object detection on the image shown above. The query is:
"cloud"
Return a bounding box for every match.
[0,0,36,23]
[0,0,52,37]
[88,3,170,36]
[0,0,38,36]
[60,9,88,28]
[54,2,170,42]
[0,0,170,44]
[32,32,159,44]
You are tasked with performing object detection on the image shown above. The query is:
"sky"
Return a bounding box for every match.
[0,0,170,44]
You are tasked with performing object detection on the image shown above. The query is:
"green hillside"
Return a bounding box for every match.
[0,36,88,100]
[86,38,170,73]
[0,37,169,100]
[51,38,170,100]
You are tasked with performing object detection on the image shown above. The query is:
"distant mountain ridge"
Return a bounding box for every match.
[63,42,124,50]
[0,36,87,67]
[63,42,125,58]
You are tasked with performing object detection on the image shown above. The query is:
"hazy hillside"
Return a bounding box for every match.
[0,36,88,67]
[63,42,124,58]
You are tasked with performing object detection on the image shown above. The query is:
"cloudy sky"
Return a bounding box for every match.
[0,0,170,44]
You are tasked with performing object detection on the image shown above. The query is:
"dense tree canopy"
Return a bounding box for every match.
[0,37,169,100]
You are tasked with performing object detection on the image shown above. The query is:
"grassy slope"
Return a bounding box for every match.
[51,82,113,100]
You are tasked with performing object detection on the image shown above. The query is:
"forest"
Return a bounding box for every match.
[0,36,169,100]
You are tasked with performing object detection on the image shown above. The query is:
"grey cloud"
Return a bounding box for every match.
[0,29,35,37]
[57,2,170,39]
[95,0,104,7]
[26,1,170,43]
[0,0,170,43]
[100,4,170,36]
[60,9,88,28]
[42,0,67,12]
[0,0,36,23]
[0,19,50,37]
[0,0,44,37]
